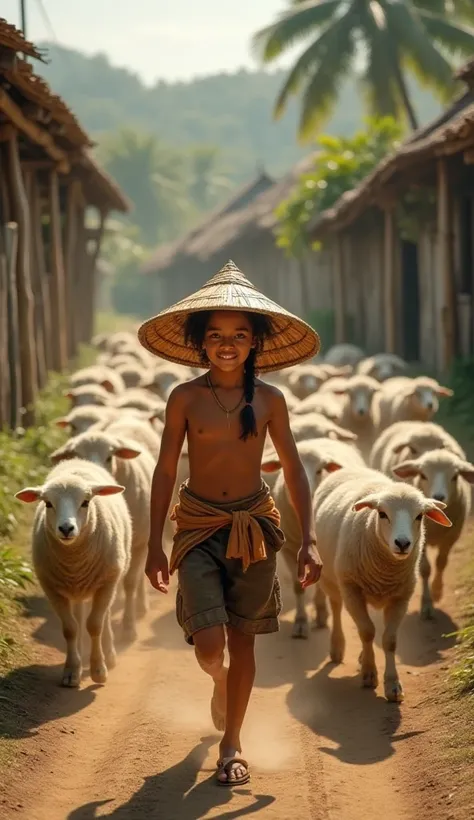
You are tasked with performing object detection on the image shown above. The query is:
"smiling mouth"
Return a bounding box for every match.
[218,353,237,360]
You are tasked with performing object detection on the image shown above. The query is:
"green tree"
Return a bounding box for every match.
[99,129,191,245]
[188,146,233,211]
[276,116,403,255]
[253,0,474,137]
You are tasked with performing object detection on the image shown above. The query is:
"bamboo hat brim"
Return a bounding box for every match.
[137,260,320,373]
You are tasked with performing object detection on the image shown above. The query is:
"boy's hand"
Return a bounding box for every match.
[145,547,170,593]
[297,542,323,589]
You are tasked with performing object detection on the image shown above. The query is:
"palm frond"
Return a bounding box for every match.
[358,8,401,120]
[418,11,474,57]
[298,7,358,139]
[415,0,474,26]
[252,0,340,62]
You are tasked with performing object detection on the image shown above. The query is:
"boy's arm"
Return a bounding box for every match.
[267,389,322,588]
[145,384,187,593]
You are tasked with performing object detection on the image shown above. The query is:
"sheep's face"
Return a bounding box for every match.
[65,388,110,408]
[333,378,379,419]
[50,435,141,475]
[291,372,324,400]
[299,453,342,496]
[410,385,439,418]
[15,481,124,543]
[353,489,452,559]
[393,453,474,504]
[373,361,396,381]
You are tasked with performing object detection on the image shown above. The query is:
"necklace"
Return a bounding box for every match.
[206,372,245,428]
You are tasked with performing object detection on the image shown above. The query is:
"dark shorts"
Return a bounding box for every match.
[176,526,282,645]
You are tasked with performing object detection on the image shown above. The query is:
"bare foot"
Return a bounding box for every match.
[210,669,228,732]
[217,746,250,786]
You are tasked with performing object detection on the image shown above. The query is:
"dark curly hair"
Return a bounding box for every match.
[184,310,274,441]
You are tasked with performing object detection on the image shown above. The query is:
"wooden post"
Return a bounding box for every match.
[383,205,397,353]
[0,251,8,426]
[25,170,47,388]
[6,132,37,426]
[5,223,21,429]
[48,169,68,371]
[64,179,82,357]
[437,158,456,373]
[85,209,106,343]
[30,171,53,372]
[333,234,346,343]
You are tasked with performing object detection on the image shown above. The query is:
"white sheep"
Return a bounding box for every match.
[15,458,131,687]
[370,420,465,475]
[326,374,381,461]
[55,405,122,435]
[65,384,112,408]
[287,365,329,400]
[313,467,451,701]
[262,439,364,638]
[113,388,166,416]
[290,412,358,444]
[51,431,155,641]
[70,365,125,395]
[357,353,407,382]
[318,376,350,394]
[141,362,193,399]
[104,416,161,460]
[324,343,366,368]
[291,392,343,421]
[376,376,453,432]
[393,449,474,619]
[116,362,149,389]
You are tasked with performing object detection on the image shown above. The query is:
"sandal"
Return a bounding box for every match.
[216,756,250,787]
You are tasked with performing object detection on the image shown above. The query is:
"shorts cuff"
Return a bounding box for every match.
[227,611,280,637]
[182,605,229,645]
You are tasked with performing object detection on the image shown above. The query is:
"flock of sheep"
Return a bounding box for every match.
[13,333,473,706]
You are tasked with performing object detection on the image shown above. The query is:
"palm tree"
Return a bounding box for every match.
[253,0,474,137]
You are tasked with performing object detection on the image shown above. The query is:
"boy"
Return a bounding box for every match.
[139,260,322,787]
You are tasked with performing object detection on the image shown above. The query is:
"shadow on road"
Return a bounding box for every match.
[66,736,275,820]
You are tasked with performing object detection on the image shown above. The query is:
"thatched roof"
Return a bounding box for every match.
[0,18,46,61]
[310,65,474,236]
[142,155,317,277]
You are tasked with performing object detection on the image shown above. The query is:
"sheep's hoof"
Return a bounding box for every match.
[61,665,82,688]
[90,661,108,684]
[330,643,344,664]
[313,608,328,629]
[385,679,404,703]
[431,579,443,604]
[420,601,435,621]
[361,668,378,688]
[292,616,309,639]
[121,623,138,644]
[105,650,117,670]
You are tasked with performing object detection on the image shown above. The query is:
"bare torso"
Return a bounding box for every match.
[178,375,276,502]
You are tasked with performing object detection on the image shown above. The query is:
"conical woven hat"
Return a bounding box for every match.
[137,260,320,372]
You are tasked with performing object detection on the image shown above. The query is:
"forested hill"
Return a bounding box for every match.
[38,43,442,182]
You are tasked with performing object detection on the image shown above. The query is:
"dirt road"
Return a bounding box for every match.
[0,548,466,820]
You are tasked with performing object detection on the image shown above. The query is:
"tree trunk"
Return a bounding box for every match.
[392,56,419,131]
[6,132,37,426]
[48,169,68,371]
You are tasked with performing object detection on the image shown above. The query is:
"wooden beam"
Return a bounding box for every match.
[0,89,70,173]
[49,169,69,371]
[383,206,397,354]
[64,178,82,357]
[333,235,346,343]
[437,158,456,373]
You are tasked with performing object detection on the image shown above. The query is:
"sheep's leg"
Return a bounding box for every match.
[122,545,146,641]
[44,587,82,687]
[87,581,118,684]
[72,600,85,667]
[101,605,116,670]
[342,583,377,688]
[314,583,329,629]
[282,545,308,638]
[382,598,409,703]
[419,547,435,620]
[431,547,450,604]
[327,584,345,663]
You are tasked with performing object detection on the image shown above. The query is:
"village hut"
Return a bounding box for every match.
[309,60,474,374]
[0,19,128,428]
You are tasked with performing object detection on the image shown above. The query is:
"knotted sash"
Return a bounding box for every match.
[169,482,284,574]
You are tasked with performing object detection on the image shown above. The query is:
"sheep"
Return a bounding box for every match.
[15,458,131,687]
[291,392,343,421]
[50,431,155,642]
[357,353,407,382]
[104,416,161,460]
[370,420,465,475]
[316,363,354,379]
[325,375,381,461]
[290,412,358,444]
[116,362,149,389]
[318,376,349,394]
[324,343,366,368]
[141,363,193,400]
[287,365,329,400]
[393,450,474,619]
[262,439,364,638]
[313,467,452,701]
[55,405,122,435]
[65,384,112,408]
[70,365,125,395]
[113,388,166,416]
[376,376,453,432]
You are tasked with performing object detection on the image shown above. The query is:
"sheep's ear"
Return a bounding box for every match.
[436,385,453,397]
[54,417,70,429]
[352,494,380,512]
[324,461,342,473]
[336,428,357,442]
[458,463,474,484]
[15,487,43,503]
[392,441,413,455]
[101,379,115,394]
[392,461,420,479]
[424,503,452,527]
[64,390,76,399]
[91,484,126,497]
[261,456,282,473]
[50,448,74,464]
[114,446,141,459]
[331,388,348,395]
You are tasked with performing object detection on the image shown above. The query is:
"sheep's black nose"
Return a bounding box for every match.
[395,537,411,552]
[433,493,446,502]
[59,523,74,537]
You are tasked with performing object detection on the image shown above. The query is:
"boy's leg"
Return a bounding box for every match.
[218,626,255,784]
[193,625,228,730]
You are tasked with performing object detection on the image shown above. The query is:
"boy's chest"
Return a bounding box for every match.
[186,392,269,442]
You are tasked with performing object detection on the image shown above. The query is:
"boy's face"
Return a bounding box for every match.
[202,311,255,372]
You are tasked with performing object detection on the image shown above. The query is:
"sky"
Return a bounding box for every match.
[3,0,295,84]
